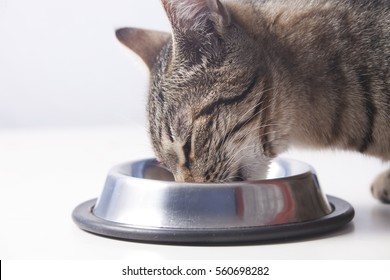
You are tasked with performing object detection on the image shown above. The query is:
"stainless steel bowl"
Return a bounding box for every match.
[73,158,354,244]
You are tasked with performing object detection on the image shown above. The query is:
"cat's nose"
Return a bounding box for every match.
[174,172,204,183]
[174,174,195,182]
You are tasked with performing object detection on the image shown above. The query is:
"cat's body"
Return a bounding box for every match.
[117,0,390,203]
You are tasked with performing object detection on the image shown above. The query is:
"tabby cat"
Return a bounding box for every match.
[116,0,390,203]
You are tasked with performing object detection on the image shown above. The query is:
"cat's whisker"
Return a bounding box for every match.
[232,123,283,147]
[221,100,271,154]
[221,133,270,175]
[217,102,264,151]
[217,128,286,181]
[222,144,258,169]
[217,124,283,169]
[221,161,260,182]
[218,88,276,152]
[219,145,259,179]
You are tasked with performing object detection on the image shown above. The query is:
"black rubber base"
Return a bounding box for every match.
[72,196,354,245]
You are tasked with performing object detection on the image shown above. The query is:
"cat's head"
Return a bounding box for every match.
[117,0,285,182]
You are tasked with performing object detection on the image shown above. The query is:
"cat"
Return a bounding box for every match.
[116,0,390,203]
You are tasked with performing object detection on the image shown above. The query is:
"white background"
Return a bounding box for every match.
[0,0,169,128]
[0,0,390,260]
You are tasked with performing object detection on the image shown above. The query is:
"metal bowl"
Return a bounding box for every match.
[72,158,354,244]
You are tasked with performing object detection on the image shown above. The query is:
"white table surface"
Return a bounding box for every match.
[1,125,389,260]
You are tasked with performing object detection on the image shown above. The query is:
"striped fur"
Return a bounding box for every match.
[118,0,390,202]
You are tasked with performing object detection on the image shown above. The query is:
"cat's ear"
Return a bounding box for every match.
[161,0,231,31]
[116,28,170,70]
[161,0,230,64]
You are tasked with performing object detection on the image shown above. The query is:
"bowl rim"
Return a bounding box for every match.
[110,157,316,187]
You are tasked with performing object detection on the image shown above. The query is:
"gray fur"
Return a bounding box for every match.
[117,0,390,202]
